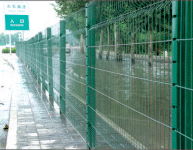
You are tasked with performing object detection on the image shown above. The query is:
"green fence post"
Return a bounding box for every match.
[184,1,193,149]
[33,37,36,77]
[39,32,45,87]
[23,41,25,63]
[27,40,29,67]
[26,41,27,66]
[21,42,22,59]
[29,39,31,69]
[86,3,96,149]
[172,1,179,149]
[21,42,22,60]
[19,42,20,58]
[32,37,35,76]
[25,41,27,64]
[173,1,193,149]
[38,33,43,84]
[35,34,39,80]
[60,20,66,114]
[47,27,53,98]
[22,42,24,61]
[20,42,21,58]
[30,39,32,70]
[26,41,28,66]
[24,41,26,64]
[19,42,21,58]
[16,42,17,56]
[20,42,22,60]
[16,42,18,56]
[37,34,41,83]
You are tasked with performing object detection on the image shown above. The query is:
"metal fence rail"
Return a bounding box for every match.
[15,0,193,149]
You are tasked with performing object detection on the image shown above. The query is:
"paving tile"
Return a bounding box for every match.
[5,55,87,149]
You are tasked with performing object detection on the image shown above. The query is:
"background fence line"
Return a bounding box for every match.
[15,1,193,149]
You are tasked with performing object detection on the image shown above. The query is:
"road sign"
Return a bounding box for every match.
[4,2,29,31]
[4,2,29,15]
[5,15,29,30]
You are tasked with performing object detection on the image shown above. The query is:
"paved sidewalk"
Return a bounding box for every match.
[5,54,86,149]
[0,54,14,149]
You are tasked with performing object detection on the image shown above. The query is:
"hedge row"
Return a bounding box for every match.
[2,48,16,53]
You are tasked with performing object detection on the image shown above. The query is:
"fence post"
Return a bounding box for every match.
[24,41,26,64]
[172,1,193,149]
[38,34,41,83]
[32,37,35,76]
[29,40,31,68]
[38,32,43,84]
[23,41,24,62]
[47,28,53,98]
[86,3,96,149]
[19,42,21,58]
[172,1,179,149]
[39,32,45,87]
[184,1,193,149]
[34,34,39,81]
[16,42,17,56]
[60,20,66,114]
[26,41,28,66]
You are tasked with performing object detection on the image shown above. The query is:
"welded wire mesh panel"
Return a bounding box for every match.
[64,8,87,141]
[87,1,172,149]
[51,23,60,105]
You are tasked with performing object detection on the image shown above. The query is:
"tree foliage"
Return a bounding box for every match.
[51,1,89,18]
[52,1,172,55]
[0,32,20,45]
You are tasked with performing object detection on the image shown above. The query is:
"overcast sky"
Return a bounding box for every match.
[0,1,60,40]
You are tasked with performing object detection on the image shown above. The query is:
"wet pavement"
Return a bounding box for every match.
[2,54,86,149]
[0,54,14,149]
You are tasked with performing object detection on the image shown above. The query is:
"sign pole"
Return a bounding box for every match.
[23,31,24,41]
[9,31,11,54]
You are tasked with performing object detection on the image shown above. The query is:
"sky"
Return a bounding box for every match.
[0,1,60,40]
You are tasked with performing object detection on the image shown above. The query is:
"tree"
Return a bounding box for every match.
[0,32,20,45]
[52,1,172,65]
[51,1,89,18]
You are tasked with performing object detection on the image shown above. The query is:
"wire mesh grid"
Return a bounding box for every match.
[87,1,172,149]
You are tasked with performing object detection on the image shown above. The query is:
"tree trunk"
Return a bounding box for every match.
[99,29,104,59]
[114,23,122,62]
[131,32,136,64]
[80,34,85,54]
[148,28,152,67]
[106,25,110,60]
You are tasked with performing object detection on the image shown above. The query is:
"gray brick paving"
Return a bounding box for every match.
[6,55,86,149]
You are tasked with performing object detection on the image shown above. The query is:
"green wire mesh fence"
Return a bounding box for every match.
[15,0,193,149]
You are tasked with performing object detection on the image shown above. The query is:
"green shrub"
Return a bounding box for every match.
[2,48,16,53]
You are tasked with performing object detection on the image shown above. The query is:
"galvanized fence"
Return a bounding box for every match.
[15,1,193,149]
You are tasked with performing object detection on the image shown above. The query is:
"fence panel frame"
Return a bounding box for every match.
[60,20,66,114]
[86,3,96,149]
